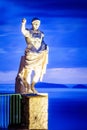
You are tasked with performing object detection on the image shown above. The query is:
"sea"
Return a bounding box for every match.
[0,83,87,130]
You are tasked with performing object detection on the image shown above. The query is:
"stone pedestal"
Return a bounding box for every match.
[21,93,48,130]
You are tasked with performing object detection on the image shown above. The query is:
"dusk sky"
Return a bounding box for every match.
[0,0,87,84]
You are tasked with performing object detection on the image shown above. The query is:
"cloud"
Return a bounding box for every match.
[0,48,7,54]
[48,47,87,68]
[0,34,9,37]
[0,68,87,84]
[0,47,23,54]
[43,68,87,84]
[0,71,17,84]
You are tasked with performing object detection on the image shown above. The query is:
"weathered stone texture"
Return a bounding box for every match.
[21,93,48,129]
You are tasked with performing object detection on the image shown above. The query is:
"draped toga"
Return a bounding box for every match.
[20,28,48,81]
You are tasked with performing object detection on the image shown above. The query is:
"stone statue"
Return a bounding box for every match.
[15,17,48,94]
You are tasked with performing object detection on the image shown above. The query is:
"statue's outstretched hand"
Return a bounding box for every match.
[22,18,26,24]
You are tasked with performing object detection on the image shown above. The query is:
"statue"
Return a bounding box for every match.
[15,17,48,94]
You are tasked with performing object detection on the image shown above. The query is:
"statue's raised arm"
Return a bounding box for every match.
[22,18,26,24]
[21,18,29,37]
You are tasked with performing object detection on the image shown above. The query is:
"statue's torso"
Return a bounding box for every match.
[25,29,43,50]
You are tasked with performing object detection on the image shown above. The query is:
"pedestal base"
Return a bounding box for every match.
[21,93,48,130]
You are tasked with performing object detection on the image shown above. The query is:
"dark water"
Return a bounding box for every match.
[0,84,87,130]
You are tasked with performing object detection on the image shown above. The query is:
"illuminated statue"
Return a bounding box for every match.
[15,18,48,94]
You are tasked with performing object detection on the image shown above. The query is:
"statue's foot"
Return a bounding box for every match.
[31,81,38,94]
[28,89,33,94]
[31,87,38,94]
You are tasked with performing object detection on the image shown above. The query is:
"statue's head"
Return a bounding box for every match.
[31,17,40,30]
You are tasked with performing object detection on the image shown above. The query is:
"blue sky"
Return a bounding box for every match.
[0,0,87,84]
